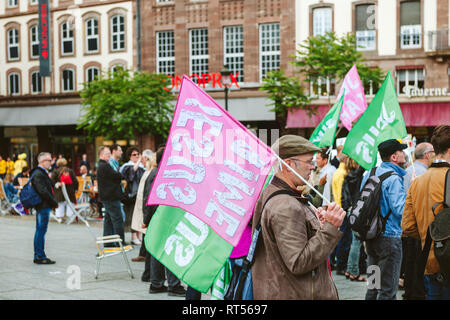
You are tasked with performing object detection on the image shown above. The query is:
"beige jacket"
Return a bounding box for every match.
[252,176,342,300]
[402,164,450,275]
[131,169,152,234]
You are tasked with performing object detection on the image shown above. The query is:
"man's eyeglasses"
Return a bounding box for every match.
[131,153,140,156]
[288,158,314,167]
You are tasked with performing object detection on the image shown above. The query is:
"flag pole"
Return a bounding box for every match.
[273,154,332,206]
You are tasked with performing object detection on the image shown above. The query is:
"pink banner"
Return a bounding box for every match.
[147,76,276,246]
[337,65,368,131]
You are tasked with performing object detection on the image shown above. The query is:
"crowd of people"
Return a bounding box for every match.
[1,124,449,300]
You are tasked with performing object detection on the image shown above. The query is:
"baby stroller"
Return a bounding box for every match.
[0,178,27,216]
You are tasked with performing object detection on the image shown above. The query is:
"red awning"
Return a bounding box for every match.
[286,102,450,128]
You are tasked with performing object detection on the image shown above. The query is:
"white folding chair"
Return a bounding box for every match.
[60,182,134,279]
[59,182,90,225]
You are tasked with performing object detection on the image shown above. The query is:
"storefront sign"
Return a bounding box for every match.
[39,0,51,77]
[163,73,240,91]
[404,85,448,98]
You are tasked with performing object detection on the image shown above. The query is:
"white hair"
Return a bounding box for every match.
[37,152,51,163]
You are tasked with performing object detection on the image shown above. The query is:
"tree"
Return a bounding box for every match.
[260,70,314,133]
[77,68,174,141]
[294,32,385,104]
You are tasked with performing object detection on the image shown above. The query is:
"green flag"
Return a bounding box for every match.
[342,72,407,170]
[210,260,232,300]
[145,205,233,293]
[309,94,344,147]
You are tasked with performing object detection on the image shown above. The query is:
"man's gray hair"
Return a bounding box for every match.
[37,152,51,163]
[414,143,432,160]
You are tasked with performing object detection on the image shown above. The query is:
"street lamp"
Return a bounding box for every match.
[220,65,232,111]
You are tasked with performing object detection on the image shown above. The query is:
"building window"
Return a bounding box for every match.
[31,71,43,94]
[259,23,280,80]
[62,69,75,92]
[8,28,20,61]
[189,28,209,80]
[310,76,336,98]
[111,15,125,51]
[313,7,332,36]
[356,4,376,51]
[400,1,421,49]
[86,18,99,53]
[8,73,20,95]
[397,68,424,95]
[30,25,39,58]
[156,30,175,76]
[224,25,244,82]
[156,0,173,3]
[7,0,18,8]
[61,22,74,55]
[86,67,99,83]
[30,0,38,5]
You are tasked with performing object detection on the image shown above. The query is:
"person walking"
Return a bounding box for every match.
[342,162,367,282]
[252,135,345,300]
[131,149,155,263]
[51,158,78,223]
[361,139,408,300]
[31,152,58,264]
[120,147,146,245]
[97,146,127,244]
[402,125,450,300]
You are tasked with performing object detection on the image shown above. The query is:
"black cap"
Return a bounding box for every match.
[378,139,408,158]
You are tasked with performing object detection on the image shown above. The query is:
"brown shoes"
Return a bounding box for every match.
[131,256,145,262]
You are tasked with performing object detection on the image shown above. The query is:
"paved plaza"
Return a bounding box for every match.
[0,214,402,300]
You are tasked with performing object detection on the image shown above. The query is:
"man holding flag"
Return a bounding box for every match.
[251,135,346,300]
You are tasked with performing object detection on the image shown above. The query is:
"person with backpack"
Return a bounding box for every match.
[360,138,408,300]
[30,152,58,264]
[402,125,450,300]
[251,135,346,300]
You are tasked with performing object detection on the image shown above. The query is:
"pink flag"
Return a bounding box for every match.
[337,65,368,131]
[147,76,276,246]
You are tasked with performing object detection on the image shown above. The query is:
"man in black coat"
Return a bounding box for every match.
[97,146,127,244]
[32,152,58,264]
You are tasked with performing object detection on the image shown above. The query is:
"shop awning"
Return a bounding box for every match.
[0,104,84,126]
[286,102,450,128]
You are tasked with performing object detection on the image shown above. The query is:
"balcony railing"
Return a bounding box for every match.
[428,29,450,52]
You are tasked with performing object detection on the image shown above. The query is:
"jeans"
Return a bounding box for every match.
[34,208,51,260]
[150,254,181,290]
[346,232,362,275]
[102,200,125,243]
[403,237,425,299]
[365,236,402,300]
[229,258,254,300]
[335,216,352,272]
[424,274,450,300]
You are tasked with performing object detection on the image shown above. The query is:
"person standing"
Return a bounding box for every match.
[109,144,126,222]
[31,152,58,264]
[402,125,450,300]
[51,158,78,223]
[401,142,434,300]
[361,139,408,300]
[5,156,15,175]
[14,153,27,177]
[252,135,345,300]
[120,147,145,245]
[97,146,126,244]
[0,155,6,179]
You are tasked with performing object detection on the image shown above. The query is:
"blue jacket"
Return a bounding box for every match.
[360,162,407,238]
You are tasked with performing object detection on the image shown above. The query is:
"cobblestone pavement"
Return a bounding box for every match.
[0,215,402,300]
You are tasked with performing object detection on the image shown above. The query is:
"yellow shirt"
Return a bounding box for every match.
[331,162,349,207]
[6,161,15,174]
[0,160,6,175]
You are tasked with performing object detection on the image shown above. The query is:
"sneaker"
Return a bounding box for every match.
[149,285,168,294]
[132,239,142,245]
[168,285,186,297]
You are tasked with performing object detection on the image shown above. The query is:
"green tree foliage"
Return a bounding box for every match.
[294,32,385,95]
[77,68,174,140]
[260,70,313,119]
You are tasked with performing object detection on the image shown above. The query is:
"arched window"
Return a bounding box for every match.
[86,66,100,83]
[8,73,20,95]
[30,25,40,58]
[61,21,74,55]
[31,71,43,94]
[111,15,125,51]
[62,69,75,92]
[86,18,99,53]
[8,28,20,60]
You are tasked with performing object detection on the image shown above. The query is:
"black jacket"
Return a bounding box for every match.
[31,166,58,210]
[341,166,365,212]
[97,159,126,202]
[142,168,158,226]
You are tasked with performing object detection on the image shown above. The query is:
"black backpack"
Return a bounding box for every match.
[419,169,450,285]
[224,189,303,300]
[348,167,396,241]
